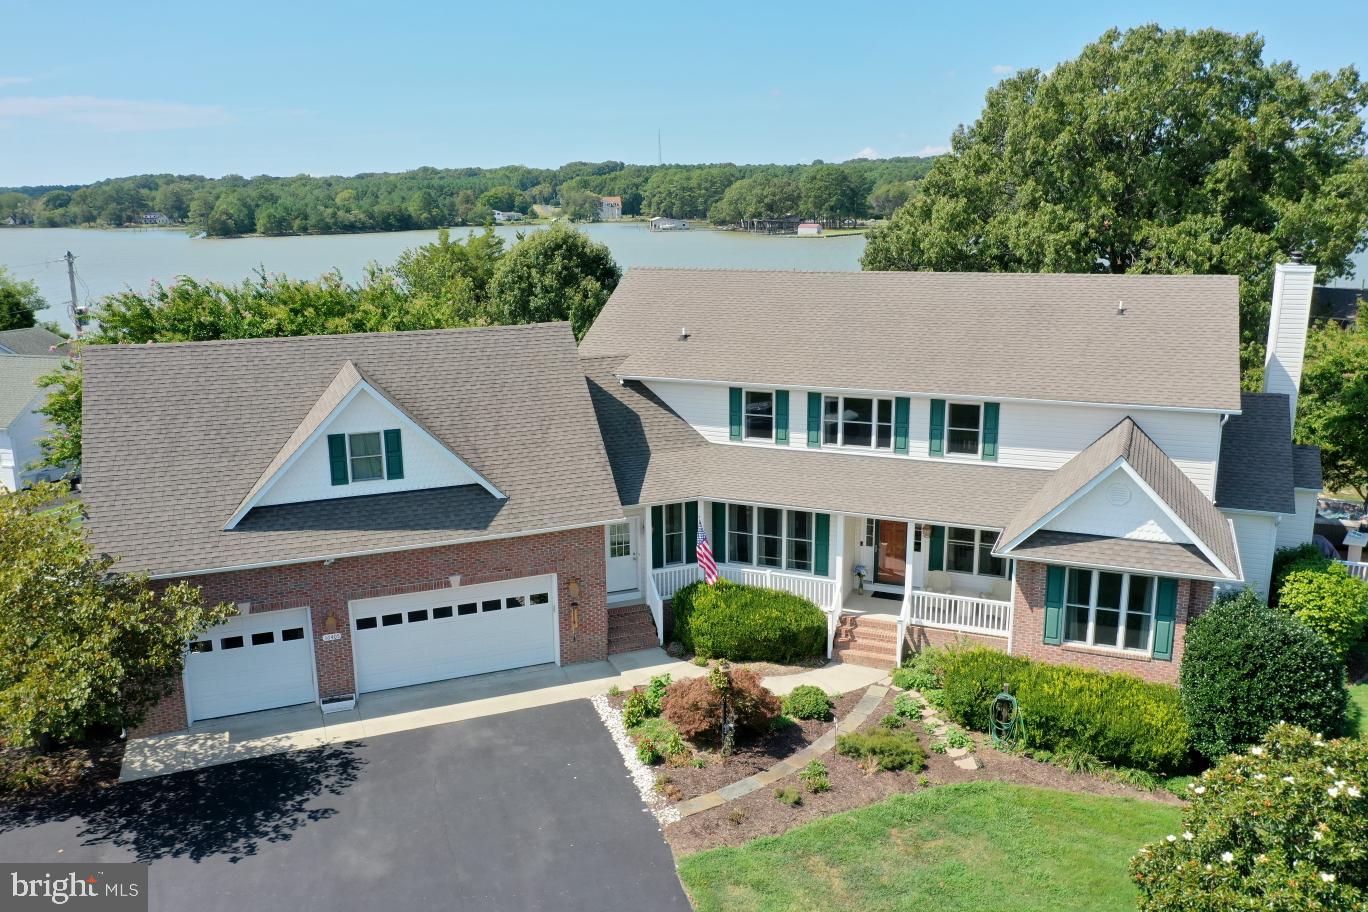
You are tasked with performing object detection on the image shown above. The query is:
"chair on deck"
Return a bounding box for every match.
[989,578,1013,603]
[924,570,952,594]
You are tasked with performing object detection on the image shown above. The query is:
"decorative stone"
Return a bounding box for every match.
[953,756,983,771]
[946,747,969,758]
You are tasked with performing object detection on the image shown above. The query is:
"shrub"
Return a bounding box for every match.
[661,665,781,742]
[836,731,927,771]
[1131,724,1368,911]
[631,717,687,762]
[636,740,661,765]
[1181,590,1348,760]
[939,647,1189,771]
[892,692,920,720]
[773,786,802,806]
[671,579,826,663]
[622,691,649,728]
[1271,543,1331,601]
[892,646,949,691]
[799,759,830,793]
[643,674,673,715]
[879,713,905,730]
[781,685,833,721]
[892,666,937,691]
[1277,563,1368,661]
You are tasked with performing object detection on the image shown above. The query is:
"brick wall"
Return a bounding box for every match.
[135,525,607,737]
[1010,560,1213,684]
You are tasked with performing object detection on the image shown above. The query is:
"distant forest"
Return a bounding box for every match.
[0,157,936,238]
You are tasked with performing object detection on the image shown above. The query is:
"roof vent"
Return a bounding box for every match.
[1290,250,1305,264]
[679,326,691,342]
[1116,300,1126,316]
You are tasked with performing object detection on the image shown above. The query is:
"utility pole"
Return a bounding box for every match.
[64,251,85,337]
[657,130,662,166]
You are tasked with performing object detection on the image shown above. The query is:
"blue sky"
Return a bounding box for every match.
[1,0,1364,185]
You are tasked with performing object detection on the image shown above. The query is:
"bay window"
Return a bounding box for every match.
[1063,568,1155,651]
[822,395,894,449]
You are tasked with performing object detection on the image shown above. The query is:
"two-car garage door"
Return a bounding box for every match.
[350,573,558,694]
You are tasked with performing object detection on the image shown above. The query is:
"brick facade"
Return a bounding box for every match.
[904,625,1007,654]
[136,525,607,737]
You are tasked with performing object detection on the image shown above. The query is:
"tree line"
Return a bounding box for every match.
[0,156,935,238]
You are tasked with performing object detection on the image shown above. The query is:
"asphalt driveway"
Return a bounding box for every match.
[0,700,693,912]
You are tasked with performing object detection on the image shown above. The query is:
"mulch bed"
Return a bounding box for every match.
[0,735,125,807]
[663,689,1182,856]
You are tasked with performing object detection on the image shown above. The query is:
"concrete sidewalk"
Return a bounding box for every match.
[120,650,890,782]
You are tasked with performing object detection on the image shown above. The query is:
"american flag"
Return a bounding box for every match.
[697,519,718,584]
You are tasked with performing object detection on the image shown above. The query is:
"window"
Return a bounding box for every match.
[482,599,502,612]
[281,627,305,641]
[221,636,244,649]
[356,616,378,630]
[506,595,525,609]
[944,527,1007,577]
[1063,568,1156,651]
[728,504,754,564]
[381,613,402,626]
[787,510,814,572]
[607,522,632,558]
[530,592,550,605]
[946,403,982,456]
[757,507,784,567]
[822,395,894,449]
[433,606,454,619]
[862,518,876,548]
[349,432,384,481]
[457,603,477,616]
[189,640,212,653]
[743,390,774,441]
[663,502,686,566]
[407,609,429,623]
[251,631,275,646]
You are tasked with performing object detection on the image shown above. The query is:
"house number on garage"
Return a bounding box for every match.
[321,632,342,642]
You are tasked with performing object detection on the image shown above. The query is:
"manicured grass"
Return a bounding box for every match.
[1349,683,1368,738]
[677,781,1181,912]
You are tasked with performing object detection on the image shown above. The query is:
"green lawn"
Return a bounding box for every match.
[1349,683,1368,738]
[677,782,1182,912]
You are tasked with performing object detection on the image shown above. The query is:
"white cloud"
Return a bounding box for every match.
[853,146,879,159]
[0,95,231,132]
[0,76,32,87]
[991,64,1016,75]
[917,144,950,156]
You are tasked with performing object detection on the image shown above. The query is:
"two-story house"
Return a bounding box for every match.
[80,262,1319,737]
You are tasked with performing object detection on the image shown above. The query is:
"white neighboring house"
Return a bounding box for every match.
[796,221,823,236]
[492,209,524,223]
[598,196,623,221]
[0,354,64,492]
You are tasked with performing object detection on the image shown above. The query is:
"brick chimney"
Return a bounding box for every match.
[1263,253,1317,423]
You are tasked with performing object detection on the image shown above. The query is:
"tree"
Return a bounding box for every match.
[34,359,82,471]
[800,165,863,219]
[486,224,620,339]
[1297,318,1368,501]
[867,180,914,218]
[558,188,600,222]
[862,25,1368,376]
[476,186,529,214]
[0,267,46,331]
[0,483,236,746]
[392,227,505,322]
[708,175,802,224]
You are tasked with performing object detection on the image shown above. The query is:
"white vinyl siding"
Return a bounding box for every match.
[1275,488,1319,551]
[1226,510,1278,598]
[1041,466,1190,544]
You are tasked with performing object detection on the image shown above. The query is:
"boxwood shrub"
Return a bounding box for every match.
[1270,543,1330,603]
[1181,589,1348,760]
[938,647,1189,772]
[1277,562,1368,661]
[671,579,826,663]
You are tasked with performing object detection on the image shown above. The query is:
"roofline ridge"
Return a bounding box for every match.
[83,321,574,352]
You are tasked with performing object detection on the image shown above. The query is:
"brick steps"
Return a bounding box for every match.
[832,614,899,669]
[607,604,660,654]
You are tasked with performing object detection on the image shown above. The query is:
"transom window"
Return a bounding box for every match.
[743,390,774,441]
[1064,569,1155,651]
[607,522,632,558]
[946,527,1006,577]
[663,503,686,566]
[348,432,384,481]
[725,504,815,574]
[946,403,982,456]
[822,396,893,449]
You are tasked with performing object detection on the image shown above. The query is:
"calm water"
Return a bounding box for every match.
[0,223,867,332]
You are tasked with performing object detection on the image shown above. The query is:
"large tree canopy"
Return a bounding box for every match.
[0,267,46,331]
[863,25,1368,373]
[1297,316,1368,501]
[486,224,621,339]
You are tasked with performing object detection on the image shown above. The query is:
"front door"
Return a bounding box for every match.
[875,520,908,586]
[606,520,639,593]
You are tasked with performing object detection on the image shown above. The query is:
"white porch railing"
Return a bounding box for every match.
[716,564,839,609]
[652,564,701,601]
[644,569,666,646]
[1337,560,1368,582]
[905,591,1012,637]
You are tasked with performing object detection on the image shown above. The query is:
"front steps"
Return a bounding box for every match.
[607,603,661,654]
[833,613,899,668]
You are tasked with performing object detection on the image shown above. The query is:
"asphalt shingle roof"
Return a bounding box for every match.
[1215,392,1296,514]
[0,326,66,356]
[1292,445,1323,491]
[82,324,623,578]
[580,268,1243,411]
[0,354,57,427]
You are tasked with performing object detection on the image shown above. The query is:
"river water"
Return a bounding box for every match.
[0,223,867,332]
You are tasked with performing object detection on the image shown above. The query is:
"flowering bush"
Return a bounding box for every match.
[1131,724,1368,911]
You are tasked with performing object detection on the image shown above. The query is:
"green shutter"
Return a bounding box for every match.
[981,402,999,462]
[775,390,789,445]
[383,428,404,479]
[807,391,822,447]
[929,399,946,457]
[651,505,664,569]
[729,387,743,440]
[928,525,945,572]
[328,433,349,486]
[712,501,727,564]
[1043,565,1066,645]
[894,397,910,454]
[1152,578,1178,661]
[813,513,830,577]
[685,501,699,563]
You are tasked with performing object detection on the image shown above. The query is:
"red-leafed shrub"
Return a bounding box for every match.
[662,665,780,742]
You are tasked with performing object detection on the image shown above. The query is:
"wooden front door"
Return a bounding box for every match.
[875,520,908,586]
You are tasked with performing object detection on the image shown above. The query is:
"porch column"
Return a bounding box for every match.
[832,513,847,610]
[642,506,654,586]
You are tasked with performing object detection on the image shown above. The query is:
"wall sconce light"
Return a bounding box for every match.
[568,577,582,600]
[323,614,338,634]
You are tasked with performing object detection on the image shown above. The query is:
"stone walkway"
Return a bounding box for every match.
[914,690,983,770]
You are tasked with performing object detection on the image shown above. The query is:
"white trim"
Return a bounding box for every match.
[997,457,1129,553]
[618,374,1241,415]
[1060,566,1157,654]
[944,400,984,458]
[741,388,777,443]
[1117,462,1238,579]
[149,517,621,580]
[223,380,505,530]
[995,551,1236,584]
[819,393,895,451]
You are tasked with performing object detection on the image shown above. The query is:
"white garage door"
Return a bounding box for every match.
[185,607,317,722]
[351,574,557,694]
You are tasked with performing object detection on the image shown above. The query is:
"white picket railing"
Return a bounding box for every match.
[651,564,701,601]
[1338,560,1368,582]
[715,564,839,609]
[644,570,666,646]
[907,591,1012,636]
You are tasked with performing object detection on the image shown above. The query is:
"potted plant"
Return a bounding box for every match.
[853,564,868,595]
[321,693,357,714]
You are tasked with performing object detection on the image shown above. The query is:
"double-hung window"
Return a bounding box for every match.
[348,432,384,481]
[946,403,982,456]
[787,511,814,573]
[945,527,1007,577]
[822,395,893,449]
[662,502,686,566]
[757,507,784,567]
[743,390,774,441]
[728,504,754,565]
[1063,568,1155,651]
[731,504,816,574]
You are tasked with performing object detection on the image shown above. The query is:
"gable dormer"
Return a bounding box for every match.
[224,360,502,529]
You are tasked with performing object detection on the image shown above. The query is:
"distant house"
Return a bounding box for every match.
[492,210,525,223]
[0,326,68,357]
[598,196,623,221]
[796,222,824,237]
[648,216,689,231]
[140,212,174,225]
[1312,285,1362,329]
[0,353,66,492]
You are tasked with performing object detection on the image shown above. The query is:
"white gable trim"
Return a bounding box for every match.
[224,381,504,530]
[997,457,1128,553]
[1117,462,1237,580]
